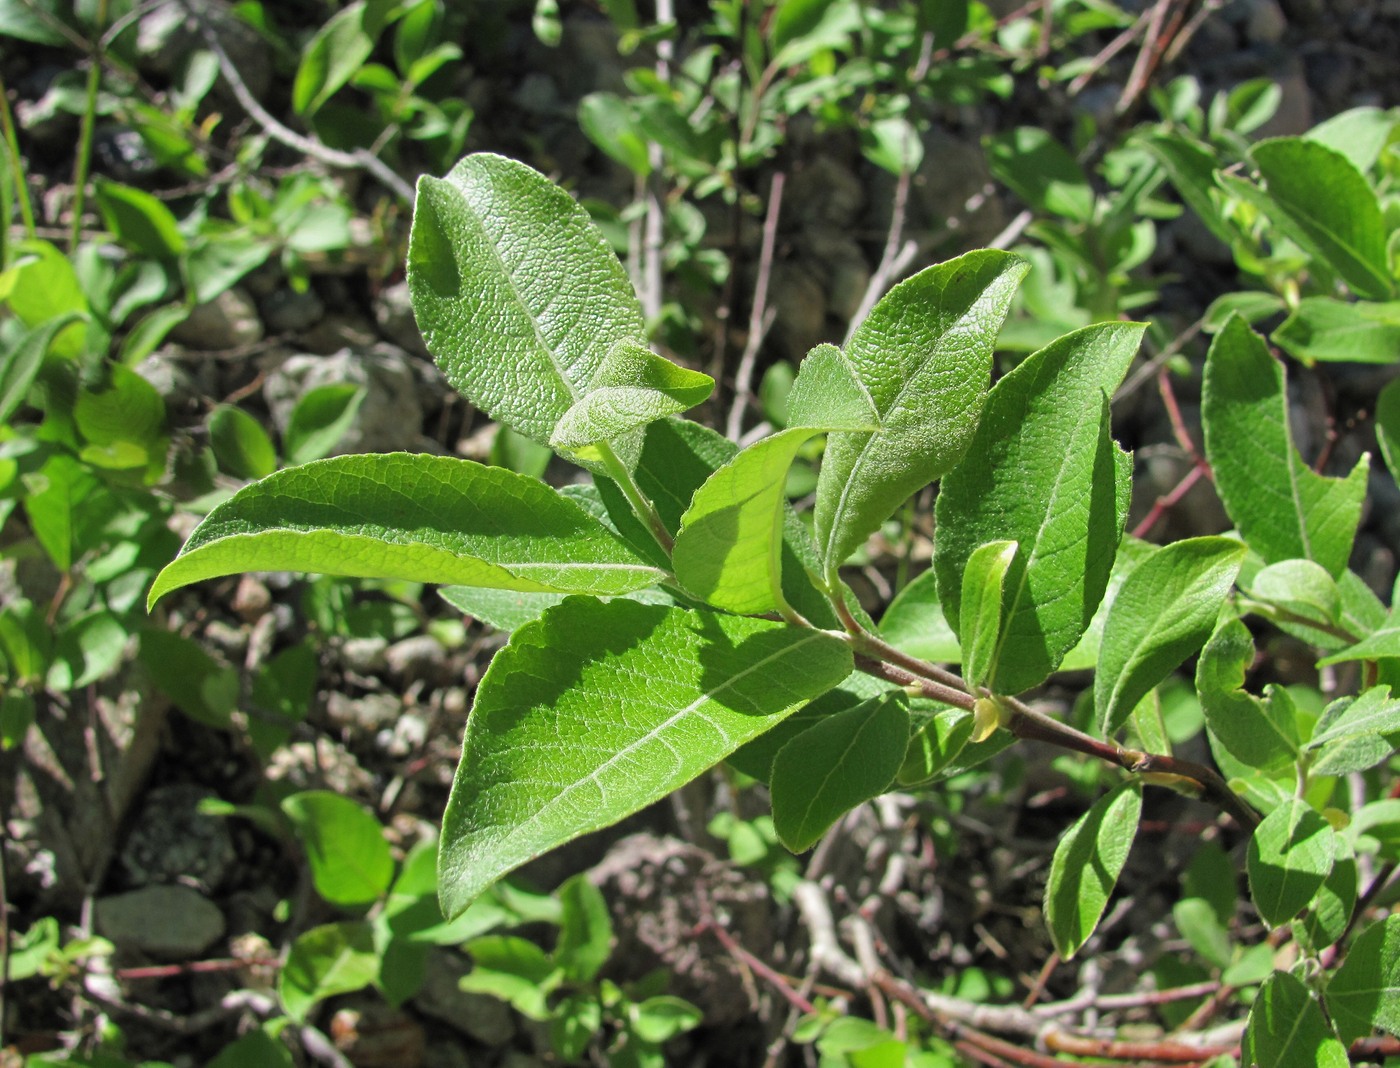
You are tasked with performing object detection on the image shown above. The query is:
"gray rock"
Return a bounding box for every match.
[385,635,449,686]
[787,156,866,231]
[119,785,236,891]
[414,949,516,1046]
[339,636,389,675]
[768,263,828,363]
[373,280,430,357]
[96,884,226,959]
[168,287,263,351]
[262,344,426,454]
[1243,0,1288,44]
[259,287,325,335]
[326,692,402,733]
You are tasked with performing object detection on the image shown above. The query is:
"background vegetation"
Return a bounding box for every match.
[1,1,1398,1066]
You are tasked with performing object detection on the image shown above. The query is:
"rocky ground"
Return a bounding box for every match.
[2,1,1399,1066]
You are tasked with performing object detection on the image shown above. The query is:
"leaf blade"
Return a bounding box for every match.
[1044,780,1142,959]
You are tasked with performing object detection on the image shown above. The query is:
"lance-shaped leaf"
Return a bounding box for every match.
[1378,379,1400,487]
[1250,138,1394,301]
[1247,799,1336,928]
[673,344,877,614]
[1273,297,1400,365]
[1044,780,1141,959]
[935,322,1143,694]
[407,153,646,447]
[1096,537,1246,736]
[1243,971,1349,1068]
[1142,132,1238,247]
[550,339,713,461]
[438,599,852,917]
[1203,317,1368,578]
[1196,618,1298,771]
[148,454,665,608]
[1306,686,1400,750]
[770,693,910,852]
[959,540,1018,691]
[1327,914,1400,1044]
[814,251,1027,579]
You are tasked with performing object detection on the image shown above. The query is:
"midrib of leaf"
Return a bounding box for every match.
[988,398,1101,691]
[1282,413,1316,561]
[509,629,833,842]
[460,177,583,405]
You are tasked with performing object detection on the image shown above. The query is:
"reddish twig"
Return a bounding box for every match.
[1131,462,1207,539]
[698,920,817,1016]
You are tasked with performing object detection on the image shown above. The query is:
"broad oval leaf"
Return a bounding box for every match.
[814,250,1028,580]
[148,453,665,608]
[1196,618,1298,771]
[769,693,910,852]
[1203,316,1368,578]
[281,791,395,907]
[438,599,853,918]
[1327,913,1400,1044]
[1243,970,1349,1068]
[1044,779,1142,959]
[279,921,379,1023]
[407,153,646,447]
[1095,537,1246,736]
[935,321,1143,693]
[1247,799,1336,928]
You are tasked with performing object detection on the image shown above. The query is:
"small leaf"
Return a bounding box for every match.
[94,178,186,260]
[1196,618,1298,770]
[630,995,703,1044]
[148,454,665,608]
[1045,780,1142,959]
[1143,132,1238,248]
[1273,297,1400,365]
[208,404,278,480]
[578,92,652,176]
[1203,316,1368,578]
[814,250,1027,579]
[438,600,852,918]
[0,315,81,425]
[555,874,614,984]
[407,153,645,448]
[1246,559,1342,628]
[897,707,974,786]
[1250,138,1393,300]
[1301,839,1356,952]
[1243,970,1349,1068]
[138,630,237,729]
[985,127,1094,223]
[1306,686,1400,750]
[1096,538,1246,736]
[770,694,910,852]
[279,921,379,1022]
[935,321,1143,694]
[284,383,366,465]
[293,0,401,117]
[460,935,558,1019]
[876,568,961,664]
[1326,913,1400,1043]
[550,340,713,457]
[959,540,1018,690]
[1247,799,1336,928]
[282,791,394,907]
[1305,106,1398,173]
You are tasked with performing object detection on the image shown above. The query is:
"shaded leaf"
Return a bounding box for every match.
[1327,914,1400,1043]
[1045,780,1142,959]
[279,921,379,1022]
[1243,970,1348,1068]
[1196,618,1298,770]
[1247,799,1335,928]
[1273,297,1400,365]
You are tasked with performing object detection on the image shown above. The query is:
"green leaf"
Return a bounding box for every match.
[578,92,652,176]
[934,321,1142,694]
[293,0,402,117]
[769,694,910,852]
[1202,316,1368,578]
[1142,132,1237,248]
[958,540,1017,690]
[1173,897,1232,969]
[138,630,238,729]
[407,153,645,448]
[279,921,380,1022]
[1246,559,1341,628]
[1377,378,1400,488]
[555,874,614,984]
[1246,799,1335,928]
[281,791,394,907]
[148,454,665,608]
[814,250,1027,578]
[438,599,852,917]
[1044,780,1142,959]
[1327,914,1400,1043]
[208,405,278,480]
[1243,970,1348,1068]
[1306,686,1400,750]
[726,675,887,784]
[1095,538,1246,736]
[207,1029,296,1068]
[1305,106,1398,174]
[94,179,186,261]
[1250,138,1393,300]
[74,363,166,455]
[549,339,713,458]
[876,568,961,664]
[0,315,81,425]
[284,383,366,466]
[1301,839,1356,952]
[1273,297,1400,365]
[985,127,1094,223]
[439,586,570,632]
[896,706,975,786]
[630,996,703,1044]
[1196,618,1298,770]
[461,934,561,1019]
